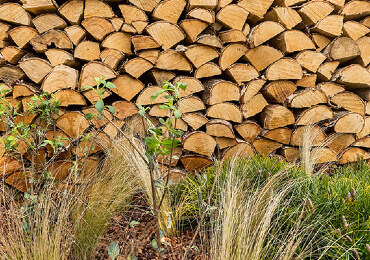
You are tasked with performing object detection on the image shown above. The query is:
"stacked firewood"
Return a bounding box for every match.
[0,0,369,191]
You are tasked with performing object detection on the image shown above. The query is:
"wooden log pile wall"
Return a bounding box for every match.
[0,0,369,190]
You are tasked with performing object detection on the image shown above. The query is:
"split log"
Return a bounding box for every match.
[79,61,116,89]
[58,0,84,25]
[13,83,38,99]
[206,102,242,123]
[54,90,86,107]
[295,105,334,125]
[46,49,77,67]
[101,32,132,55]
[152,0,186,24]
[84,0,114,18]
[8,26,39,49]
[122,57,153,78]
[112,101,138,120]
[235,121,261,143]
[81,17,114,42]
[194,62,222,79]
[0,65,25,85]
[326,133,355,154]
[333,112,364,134]
[225,63,259,85]
[296,50,326,73]
[357,117,370,138]
[173,76,204,97]
[243,45,284,71]
[146,21,185,50]
[339,147,369,164]
[287,88,327,108]
[215,137,237,149]
[311,148,337,164]
[187,8,215,24]
[136,86,168,105]
[30,29,73,52]
[5,171,31,192]
[180,96,206,113]
[298,1,334,25]
[354,37,370,67]
[202,79,240,105]
[330,91,365,115]
[248,21,285,47]
[241,93,268,119]
[182,131,216,156]
[56,111,90,139]
[182,112,208,130]
[219,43,248,70]
[1,47,26,64]
[261,80,296,103]
[266,58,303,80]
[222,142,254,160]
[264,7,302,29]
[64,26,86,46]
[137,50,159,64]
[156,50,192,71]
[240,79,266,103]
[218,30,246,44]
[317,82,345,96]
[100,49,125,70]
[279,146,300,162]
[206,119,235,138]
[32,14,67,34]
[342,21,370,41]
[261,127,292,145]
[216,4,249,31]
[19,58,53,84]
[339,0,370,20]
[41,65,78,93]
[179,19,208,43]
[132,36,160,52]
[311,33,331,52]
[149,69,176,85]
[184,45,219,68]
[353,137,370,148]
[111,74,144,101]
[296,74,317,88]
[271,30,315,53]
[74,41,100,61]
[317,61,340,81]
[237,0,273,20]
[21,0,58,14]
[291,125,326,146]
[253,137,282,155]
[0,3,31,26]
[260,105,295,129]
[332,64,370,88]
[323,37,360,63]
[312,15,344,37]
[196,34,223,48]
[180,154,212,172]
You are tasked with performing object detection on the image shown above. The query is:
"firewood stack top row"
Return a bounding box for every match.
[0,0,369,191]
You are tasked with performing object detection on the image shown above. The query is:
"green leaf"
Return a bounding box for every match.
[150,89,166,102]
[161,139,180,149]
[178,82,187,91]
[145,137,160,150]
[174,109,181,119]
[158,104,170,110]
[94,77,101,83]
[97,113,102,120]
[95,100,104,113]
[106,82,117,89]
[159,118,165,124]
[108,241,120,260]
[107,105,115,114]
[129,220,140,228]
[81,85,93,91]
[138,110,145,117]
[85,113,95,120]
[151,239,158,249]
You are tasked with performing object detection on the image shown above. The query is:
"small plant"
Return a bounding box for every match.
[81,77,117,120]
[108,241,120,260]
[137,80,187,257]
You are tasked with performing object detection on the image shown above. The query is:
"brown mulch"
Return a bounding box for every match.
[96,198,209,260]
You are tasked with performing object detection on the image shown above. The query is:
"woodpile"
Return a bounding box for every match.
[0,0,369,191]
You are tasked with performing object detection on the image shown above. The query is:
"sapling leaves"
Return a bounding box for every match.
[95,100,104,113]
